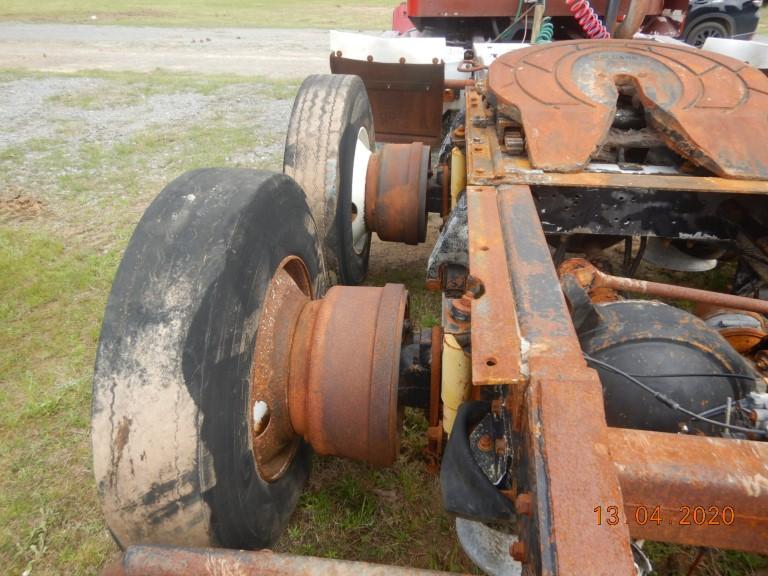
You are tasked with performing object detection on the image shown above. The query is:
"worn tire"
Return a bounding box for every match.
[283,74,374,285]
[92,168,324,549]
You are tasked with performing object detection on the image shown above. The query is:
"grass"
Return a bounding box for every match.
[0,229,119,574]
[0,0,393,29]
[759,6,768,36]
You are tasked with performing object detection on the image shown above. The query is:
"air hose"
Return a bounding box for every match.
[534,16,554,42]
[565,0,611,38]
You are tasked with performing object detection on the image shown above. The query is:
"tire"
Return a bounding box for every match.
[283,74,374,286]
[92,168,324,549]
[685,20,729,47]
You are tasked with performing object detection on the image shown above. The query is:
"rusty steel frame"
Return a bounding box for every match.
[610,428,768,553]
[463,89,768,196]
[104,546,461,576]
[460,69,768,568]
[466,183,768,571]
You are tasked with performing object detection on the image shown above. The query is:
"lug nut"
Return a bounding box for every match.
[510,541,526,562]
[515,492,533,516]
[477,434,493,452]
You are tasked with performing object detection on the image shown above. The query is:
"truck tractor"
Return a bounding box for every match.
[96,2,768,574]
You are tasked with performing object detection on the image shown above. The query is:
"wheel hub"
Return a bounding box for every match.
[250,258,409,479]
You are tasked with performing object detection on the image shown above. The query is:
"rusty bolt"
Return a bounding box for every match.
[477,434,493,452]
[449,293,473,322]
[495,437,508,455]
[515,492,533,516]
[510,541,526,561]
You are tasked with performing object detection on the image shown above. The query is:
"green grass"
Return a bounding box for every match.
[0,229,119,574]
[0,0,393,29]
[275,411,477,572]
[758,6,768,35]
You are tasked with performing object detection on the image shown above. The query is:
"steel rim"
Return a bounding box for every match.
[351,126,373,255]
[249,255,312,482]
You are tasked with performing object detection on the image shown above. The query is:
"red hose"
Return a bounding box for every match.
[565,0,611,39]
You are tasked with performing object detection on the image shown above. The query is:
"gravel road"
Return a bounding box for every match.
[0,23,332,78]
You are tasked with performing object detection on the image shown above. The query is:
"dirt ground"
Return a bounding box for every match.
[0,23,332,77]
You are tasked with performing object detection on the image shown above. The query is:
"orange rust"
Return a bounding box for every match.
[562,258,768,315]
[444,78,476,90]
[515,492,534,516]
[499,156,768,194]
[250,256,312,481]
[252,263,409,471]
[496,187,635,573]
[289,284,408,467]
[477,434,493,452]
[694,304,768,353]
[330,56,444,146]
[509,541,526,562]
[609,428,768,554]
[558,258,621,303]
[365,142,429,245]
[487,40,768,179]
[466,187,524,386]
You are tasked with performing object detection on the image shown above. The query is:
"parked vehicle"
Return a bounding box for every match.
[682,0,762,46]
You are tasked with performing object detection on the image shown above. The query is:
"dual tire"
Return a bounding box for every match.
[92,169,319,549]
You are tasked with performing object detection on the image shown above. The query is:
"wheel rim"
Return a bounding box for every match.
[692,26,724,47]
[250,255,312,482]
[350,126,372,255]
[250,255,408,473]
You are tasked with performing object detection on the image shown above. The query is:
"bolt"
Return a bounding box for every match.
[515,492,533,516]
[477,434,493,452]
[510,541,526,562]
[449,293,473,322]
[495,437,508,455]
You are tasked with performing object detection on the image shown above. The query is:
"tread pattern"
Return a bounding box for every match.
[283,74,374,284]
